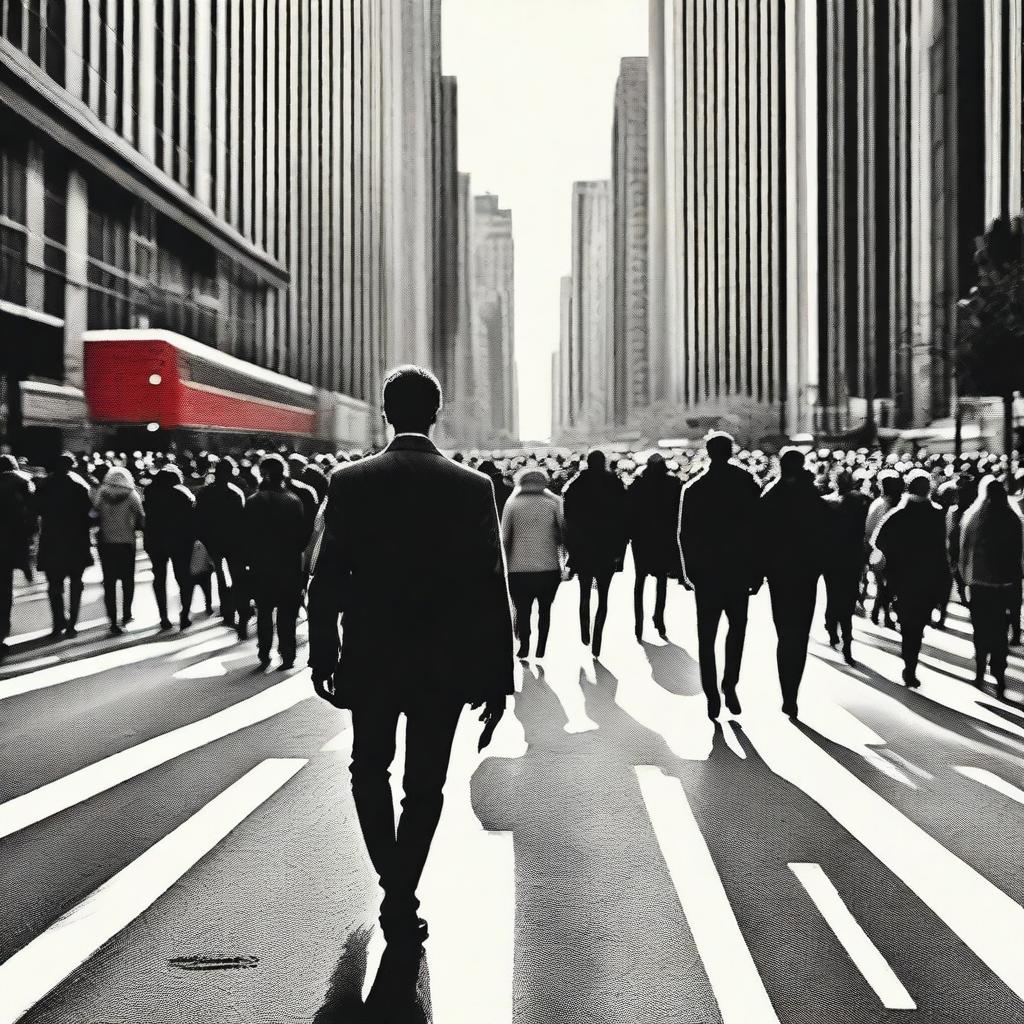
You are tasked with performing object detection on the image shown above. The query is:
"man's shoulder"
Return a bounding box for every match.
[328,448,489,494]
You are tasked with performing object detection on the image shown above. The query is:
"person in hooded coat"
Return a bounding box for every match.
[501,466,564,659]
[94,466,145,633]
[959,476,1024,697]
[144,465,197,630]
[627,452,683,641]
[562,449,628,658]
[759,448,831,718]
[35,453,94,637]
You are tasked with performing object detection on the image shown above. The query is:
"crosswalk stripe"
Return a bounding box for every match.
[743,717,1024,1000]
[955,766,1024,807]
[0,626,230,703]
[636,766,781,1023]
[789,863,916,1010]
[0,674,312,840]
[0,757,307,1024]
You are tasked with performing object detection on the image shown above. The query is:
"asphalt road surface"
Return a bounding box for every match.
[3,555,1024,1023]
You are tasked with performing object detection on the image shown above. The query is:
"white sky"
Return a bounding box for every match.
[442,0,649,442]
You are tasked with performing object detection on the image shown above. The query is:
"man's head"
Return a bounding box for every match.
[835,470,855,496]
[879,469,904,501]
[645,452,667,475]
[982,475,1008,505]
[906,468,932,499]
[779,447,805,480]
[586,449,606,473]
[213,456,237,482]
[382,365,442,435]
[53,452,76,475]
[705,431,734,464]
[287,453,307,479]
[260,453,287,485]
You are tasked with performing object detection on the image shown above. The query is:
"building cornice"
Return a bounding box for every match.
[0,39,289,288]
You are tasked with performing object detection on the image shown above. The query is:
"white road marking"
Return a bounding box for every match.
[168,633,241,662]
[743,716,1024,1000]
[0,674,312,839]
[0,626,229,702]
[0,757,307,1024]
[636,766,781,1023]
[955,766,1024,807]
[789,863,916,1010]
[881,750,934,782]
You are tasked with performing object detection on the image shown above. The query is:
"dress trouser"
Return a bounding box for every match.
[98,543,136,623]
[578,569,614,647]
[509,571,560,655]
[634,573,668,633]
[695,583,750,701]
[207,550,246,624]
[825,565,861,647]
[895,596,931,679]
[150,550,194,623]
[0,561,14,642]
[768,573,819,710]
[46,571,84,631]
[251,575,300,661]
[350,698,463,922]
[969,585,1011,682]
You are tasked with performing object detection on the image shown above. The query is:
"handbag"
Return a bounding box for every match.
[190,539,214,577]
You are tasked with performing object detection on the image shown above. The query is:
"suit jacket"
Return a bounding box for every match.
[307,434,514,710]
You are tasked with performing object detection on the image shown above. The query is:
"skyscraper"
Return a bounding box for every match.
[0,0,442,454]
[612,57,649,429]
[472,194,517,445]
[552,275,573,440]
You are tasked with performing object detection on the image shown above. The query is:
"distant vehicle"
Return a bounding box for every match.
[83,329,370,453]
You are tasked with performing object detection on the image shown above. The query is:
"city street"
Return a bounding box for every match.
[3,557,1024,1023]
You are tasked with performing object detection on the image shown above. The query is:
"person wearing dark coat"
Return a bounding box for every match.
[873,469,951,688]
[759,448,831,718]
[196,457,248,632]
[946,473,978,609]
[478,460,513,519]
[823,471,870,664]
[679,432,763,719]
[562,449,629,657]
[958,477,1024,697]
[144,465,197,630]
[34,453,93,637]
[286,453,319,534]
[307,366,512,947]
[245,455,311,668]
[0,454,36,653]
[627,453,683,642]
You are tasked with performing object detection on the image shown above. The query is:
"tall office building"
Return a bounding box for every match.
[552,274,573,440]
[612,57,649,429]
[812,0,1021,433]
[472,194,517,446]
[651,0,795,442]
[0,0,441,453]
[432,75,459,405]
[570,180,613,436]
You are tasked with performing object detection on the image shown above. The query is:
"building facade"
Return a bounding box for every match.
[552,274,573,439]
[612,57,649,429]
[0,0,440,454]
[472,193,517,446]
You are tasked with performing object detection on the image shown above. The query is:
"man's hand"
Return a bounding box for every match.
[680,577,694,592]
[312,670,343,708]
[474,696,507,751]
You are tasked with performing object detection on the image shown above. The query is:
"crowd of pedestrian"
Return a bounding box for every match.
[1,436,1022,721]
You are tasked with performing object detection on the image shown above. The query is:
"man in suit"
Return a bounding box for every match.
[678,432,762,719]
[308,365,513,947]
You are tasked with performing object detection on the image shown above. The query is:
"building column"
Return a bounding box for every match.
[136,1,156,161]
[194,0,213,208]
[24,142,46,312]
[64,168,89,392]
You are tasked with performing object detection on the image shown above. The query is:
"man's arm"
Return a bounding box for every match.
[307,477,350,688]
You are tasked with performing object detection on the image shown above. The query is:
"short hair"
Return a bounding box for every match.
[213,456,237,480]
[779,447,805,475]
[586,448,606,471]
[906,468,931,497]
[260,453,287,482]
[382,365,442,430]
[705,431,734,463]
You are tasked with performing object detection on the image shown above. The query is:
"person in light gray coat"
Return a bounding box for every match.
[94,466,145,633]
[501,467,565,659]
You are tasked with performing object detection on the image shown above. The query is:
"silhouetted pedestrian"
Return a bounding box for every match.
[479,460,513,518]
[946,473,978,608]
[824,471,869,664]
[0,454,35,655]
[196,457,248,633]
[308,365,512,947]
[865,471,904,628]
[144,465,197,630]
[873,469,950,688]
[35,453,93,638]
[502,467,564,659]
[679,432,762,719]
[94,466,144,634]
[959,477,1024,697]
[245,455,310,669]
[627,453,683,642]
[562,449,628,658]
[760,448,830,718]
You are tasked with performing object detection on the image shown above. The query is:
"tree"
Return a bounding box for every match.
[956,216,1024,458]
